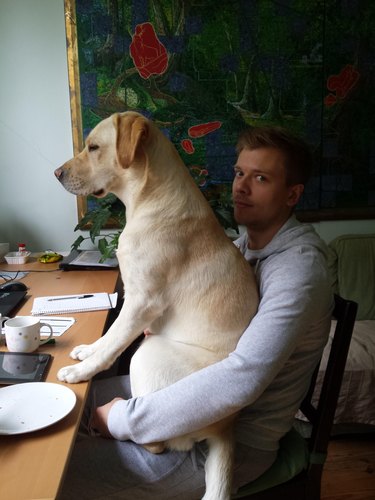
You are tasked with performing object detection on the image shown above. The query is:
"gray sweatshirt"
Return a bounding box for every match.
[108,215,334,452]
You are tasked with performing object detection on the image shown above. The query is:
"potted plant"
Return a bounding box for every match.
[72,194,126,261]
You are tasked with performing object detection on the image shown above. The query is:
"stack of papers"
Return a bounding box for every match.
[37,316,75,336]
[31,292,118,315]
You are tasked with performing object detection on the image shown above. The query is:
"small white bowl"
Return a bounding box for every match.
[4,251,31,265]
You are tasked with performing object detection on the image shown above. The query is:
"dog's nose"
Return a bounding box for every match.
[54,167,64,180]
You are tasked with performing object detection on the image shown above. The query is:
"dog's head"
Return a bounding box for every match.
[54,111,151,198]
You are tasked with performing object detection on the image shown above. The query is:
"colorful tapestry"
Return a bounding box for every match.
[67,0,375,221]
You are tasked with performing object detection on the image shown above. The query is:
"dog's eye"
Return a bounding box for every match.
[88,144,99,152]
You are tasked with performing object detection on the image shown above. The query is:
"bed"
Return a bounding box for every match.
[297,233,375,432]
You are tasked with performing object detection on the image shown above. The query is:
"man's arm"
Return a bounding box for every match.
[106,250,332,443]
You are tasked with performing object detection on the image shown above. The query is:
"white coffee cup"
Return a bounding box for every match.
[3,316,53,353]
[0,313,9,326]
[0,314,10,346]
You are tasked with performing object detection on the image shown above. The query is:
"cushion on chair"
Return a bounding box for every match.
[232,427,309,498]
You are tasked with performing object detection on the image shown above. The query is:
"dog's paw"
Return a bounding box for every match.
[70,344,97,361]
[57,364,89,384]
[143,442,165,454]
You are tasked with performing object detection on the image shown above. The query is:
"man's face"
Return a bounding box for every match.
[232,147,303,231]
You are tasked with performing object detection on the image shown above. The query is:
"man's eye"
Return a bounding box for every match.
[88,144,99,152]
[256,175,266,182]
[234,170,243,177]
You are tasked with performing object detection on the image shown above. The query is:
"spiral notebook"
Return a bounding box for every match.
[31,292,118,315]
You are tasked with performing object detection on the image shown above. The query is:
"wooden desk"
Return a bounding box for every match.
[0,259,120,499]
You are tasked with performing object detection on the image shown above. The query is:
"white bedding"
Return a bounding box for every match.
[297,320,375,426]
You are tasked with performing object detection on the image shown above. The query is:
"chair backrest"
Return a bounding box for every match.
[299,294,358,493]
[232,294,358,500]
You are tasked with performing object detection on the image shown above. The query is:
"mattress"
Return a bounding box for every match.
[297,320,375,427]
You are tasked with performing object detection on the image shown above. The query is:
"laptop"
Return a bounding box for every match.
[59,250,118,271]
[0,291,27,316]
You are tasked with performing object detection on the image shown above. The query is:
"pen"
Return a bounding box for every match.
[47,294,94,302]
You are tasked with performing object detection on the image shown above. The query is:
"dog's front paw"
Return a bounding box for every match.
[143,442,165,454]
[70,343,97,361]
[57,363,89,384]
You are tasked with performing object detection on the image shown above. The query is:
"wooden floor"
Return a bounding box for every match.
[321,434,375,500]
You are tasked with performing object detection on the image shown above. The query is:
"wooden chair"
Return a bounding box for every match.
[233,294,358,500]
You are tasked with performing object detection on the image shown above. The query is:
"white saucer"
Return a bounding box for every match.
[0,382,76,435]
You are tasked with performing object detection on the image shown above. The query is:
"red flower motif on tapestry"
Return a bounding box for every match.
[130,22,168,79]
[181,139,195,154]
[324,94,337,107]
[188,121,222,138]
[190,166,209,187]
[181,122,222,155]
[324,64,360,107]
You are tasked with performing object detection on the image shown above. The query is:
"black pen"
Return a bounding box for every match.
[47,294,94,302]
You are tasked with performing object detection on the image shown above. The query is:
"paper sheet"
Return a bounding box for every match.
[34,316,76,336]
[2,316,76,337]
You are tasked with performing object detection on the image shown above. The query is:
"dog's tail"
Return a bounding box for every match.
[202,429,234,500]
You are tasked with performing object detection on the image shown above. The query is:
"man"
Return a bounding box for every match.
[61,127,333,499]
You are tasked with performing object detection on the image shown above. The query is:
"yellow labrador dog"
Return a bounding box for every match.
[55,111,258,500]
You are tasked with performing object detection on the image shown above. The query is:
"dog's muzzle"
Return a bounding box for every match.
[54,167,64,182]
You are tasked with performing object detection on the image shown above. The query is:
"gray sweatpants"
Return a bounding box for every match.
[60,376,276,499]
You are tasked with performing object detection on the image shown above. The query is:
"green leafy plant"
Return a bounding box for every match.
[206,184,238,232]
[72,194,125,262]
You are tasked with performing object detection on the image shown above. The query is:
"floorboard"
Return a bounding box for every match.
[321,435,375,500]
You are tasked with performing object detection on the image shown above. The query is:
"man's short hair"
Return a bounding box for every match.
[236,126,312,186]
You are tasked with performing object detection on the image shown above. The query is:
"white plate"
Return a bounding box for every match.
[0,382,76,435]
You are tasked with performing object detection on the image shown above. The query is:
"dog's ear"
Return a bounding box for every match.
[116,113,148,168]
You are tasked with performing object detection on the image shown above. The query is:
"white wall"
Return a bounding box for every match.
[313,219,374,242]
[0,0,373,253]
[0,0,76,252]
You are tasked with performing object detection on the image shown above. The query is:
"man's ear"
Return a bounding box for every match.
[115,113,148,168]
[287,184,304,207]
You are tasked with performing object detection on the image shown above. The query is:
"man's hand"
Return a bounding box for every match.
[91,397,124,438]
